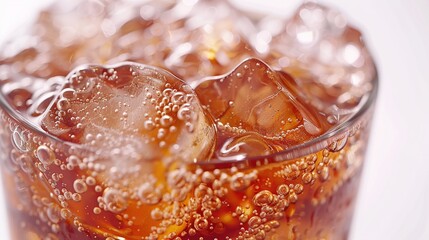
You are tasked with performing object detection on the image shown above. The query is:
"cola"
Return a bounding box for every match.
[0,0,377,239]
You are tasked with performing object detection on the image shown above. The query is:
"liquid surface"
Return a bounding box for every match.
[0,0,376,239]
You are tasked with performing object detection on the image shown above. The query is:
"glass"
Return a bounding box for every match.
[0,0,378,239]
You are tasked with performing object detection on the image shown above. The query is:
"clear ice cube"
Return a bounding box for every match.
[195,58,329,155]
[267,2,376,114]
[41,62,215,166]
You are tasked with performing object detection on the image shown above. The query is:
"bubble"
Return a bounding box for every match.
[72,193,82,202]
[288,192,298,203]
[275,198,289,212]
[143,119,156,131]
[168,168,187,188]
[294,184,304,194]
[151,208,163,221]
[239,214,249,223]
[253,190,274,207]
[177,103,193,121]
[319,166,329,181]
[194,218,209,231]
[60,208,72,219]
[302,172,313,184]
[36,145,55,165]
[268,220,280,229]
[255,230,266,240]
[95,185,103,192]
[157,128,166,139]
[276,184,289,196]
[51,224,60,233]
[230,172,251,191]
[201,171,215,184]
[138,182,162,205]
[93,207,101,214]
[162,88,173,97]
[56,98,71,110]
[328,135,348,152]
[12,127,29,152]
[85,176,96,186]
[73,179,88,193]
[189,228,196,236]
[17,154,34,174]
[51,173,60,182]
[160,115,173,127]
[248,216,262,228]
[103,188,128,213]
[47,205,60,223]
[171,92,185,105]
[201,196,221,211]
[194,184,214,199]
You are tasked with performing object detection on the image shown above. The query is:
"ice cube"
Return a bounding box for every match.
[195,58,329,152]
[130,0,257,82]
[41,62,215,166]
[267,2,376,112]
[0,0,257,84]
[0,0,159,78]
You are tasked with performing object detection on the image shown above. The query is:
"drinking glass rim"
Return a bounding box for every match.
[0,67,378,170]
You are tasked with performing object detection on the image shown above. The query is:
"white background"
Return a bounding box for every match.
[1,0,429,239]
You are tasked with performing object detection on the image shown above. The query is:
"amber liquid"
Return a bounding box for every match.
[0,1,376,239]
[0,103,372,240]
